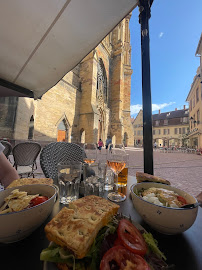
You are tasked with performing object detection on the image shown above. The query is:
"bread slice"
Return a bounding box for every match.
[69,195,120,226]
[6,178,53,189]
[136,172,170,185]
[45,195,119,259]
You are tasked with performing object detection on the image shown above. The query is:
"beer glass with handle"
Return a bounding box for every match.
[107,146,127,202]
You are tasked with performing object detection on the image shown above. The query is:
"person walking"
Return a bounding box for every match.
[97,139,103,152]
[105,136,112,149]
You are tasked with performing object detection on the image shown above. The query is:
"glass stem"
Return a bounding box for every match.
[114,173,118,194]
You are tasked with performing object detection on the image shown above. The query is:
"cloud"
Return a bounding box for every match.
[130,104,142,115]
[159,32,164,38]
[130,102,176,116]
[152,102,176,111]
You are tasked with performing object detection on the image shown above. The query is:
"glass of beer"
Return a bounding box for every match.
[118,154,129,187]
[107,147,127,202]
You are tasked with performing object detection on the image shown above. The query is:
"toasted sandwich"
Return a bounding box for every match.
[136,171,170,185]
[6,178,53,189]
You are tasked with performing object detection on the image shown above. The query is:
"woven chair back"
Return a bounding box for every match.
[13,142,41,166]
[40,142,85,182]
[0,141,12,158]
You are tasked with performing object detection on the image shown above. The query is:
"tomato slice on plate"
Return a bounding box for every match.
[30,196,48,206]
[117,219,147,256]
[100,245,150,270]
[177,195,187,205]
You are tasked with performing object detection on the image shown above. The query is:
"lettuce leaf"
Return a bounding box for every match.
[143,232,167,261]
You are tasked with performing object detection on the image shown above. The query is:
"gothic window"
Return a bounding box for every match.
[80,128,85,143]
[28,115,34,139]
[57,118,69,142]
[196,88,199,103]
[97,59,108,103]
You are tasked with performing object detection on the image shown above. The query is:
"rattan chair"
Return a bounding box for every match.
[0,140,12,159]
[12,141,41,178]
[40,142,86,184]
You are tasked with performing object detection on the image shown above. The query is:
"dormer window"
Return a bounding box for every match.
[164,119,168,125]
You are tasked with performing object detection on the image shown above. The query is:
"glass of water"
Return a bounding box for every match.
[83,162,106,197]
[58,161,82,204]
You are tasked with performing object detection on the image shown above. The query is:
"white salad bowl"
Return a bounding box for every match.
[0,184,56,243]
[130,182,198,235]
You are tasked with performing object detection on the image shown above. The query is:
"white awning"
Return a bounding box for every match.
[0,0,138,99]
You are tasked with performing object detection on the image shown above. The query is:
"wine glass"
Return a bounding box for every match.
[107,146,127,202]
[83,143,97,165]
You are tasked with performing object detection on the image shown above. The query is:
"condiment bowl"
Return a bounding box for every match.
[130,182,198,235]
[0,184,56,243]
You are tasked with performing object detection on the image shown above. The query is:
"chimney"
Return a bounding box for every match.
[158,110,161,114]
[175,108,177,111]
[184,105,186,110]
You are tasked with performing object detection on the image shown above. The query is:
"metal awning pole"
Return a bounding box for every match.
[139,0,153,174]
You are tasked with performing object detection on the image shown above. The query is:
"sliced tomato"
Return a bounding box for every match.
[117,219,147,256]
[100,245,150,270]
[177,195,187,205]
[30,196,48,206]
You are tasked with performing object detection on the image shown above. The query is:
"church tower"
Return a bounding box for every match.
[109,13,134,146]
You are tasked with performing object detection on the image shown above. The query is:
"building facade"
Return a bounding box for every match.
[152,108,189,147]
[0,15,134,146]
[132,110,143,146]
[132,107,189,147]
[186,33,202,149]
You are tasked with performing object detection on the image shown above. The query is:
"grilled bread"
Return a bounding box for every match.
[6,178,53,189]
[136,172,170,185]
[45,195,119,259]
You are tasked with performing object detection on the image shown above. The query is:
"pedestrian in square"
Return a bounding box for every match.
[97,139,103,152]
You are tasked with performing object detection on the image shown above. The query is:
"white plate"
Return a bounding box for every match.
[43,216,147,270]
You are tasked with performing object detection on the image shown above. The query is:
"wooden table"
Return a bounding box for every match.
[1,176,202,269]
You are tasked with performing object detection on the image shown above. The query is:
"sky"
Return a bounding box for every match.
[129,0,202,118]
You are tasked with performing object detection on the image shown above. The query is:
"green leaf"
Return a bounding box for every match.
[143,232,167,261]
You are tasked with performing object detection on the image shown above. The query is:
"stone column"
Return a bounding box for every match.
[110,40,124,145]
[79,52,99,143]
[122,15,134,146]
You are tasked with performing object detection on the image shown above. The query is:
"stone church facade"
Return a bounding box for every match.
[0,14,134,146]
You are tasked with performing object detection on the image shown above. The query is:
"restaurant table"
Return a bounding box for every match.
[1,176,202,270]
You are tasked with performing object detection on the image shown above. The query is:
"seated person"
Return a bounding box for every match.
[0,143,19,188]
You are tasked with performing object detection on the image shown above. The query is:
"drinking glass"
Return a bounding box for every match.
[107,147,127,202]
[83,162,106,197]
[83,143,97,165]
[104,169,114,191]
[58,161,82,204]
[117,153,129,187]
